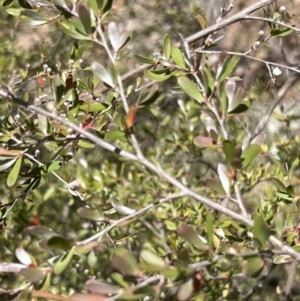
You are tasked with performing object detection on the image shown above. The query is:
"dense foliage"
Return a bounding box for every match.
[1,0,300,300]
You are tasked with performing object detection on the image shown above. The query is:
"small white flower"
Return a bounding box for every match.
[273,67,282,77]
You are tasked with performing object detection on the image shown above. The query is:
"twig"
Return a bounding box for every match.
[77,192,186,245]
[234,182,248,218]
[243,74,299,149]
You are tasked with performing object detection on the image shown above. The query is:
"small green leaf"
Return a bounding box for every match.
[78,140,95,148]
[59,20,90,40]
[106,130,126,143]
[139,250,167,272]
[77,207,101,221]
[111,248,140,276]
[177,278,194,301]
[41,161,62,174]
[242,144,260,168]
[134,55,155,64]
[171,46,186,68]
[222,140,235,164]
[177,225,208,249]
[47,236,73,250]
[243,256,264,277]
[78,5,91,34]
[163,34,171,60]
[7,155,22,187]
[177,76,204,103]
[217,55,239,84]
[144,69,171,82]
[20,10,49,21]
[53,247,75,275]
[21,268,46,283]
[85,279,121,295]
[204,178,226,194]
[271,28,293,37]
[271,177,287,192]
[253,215,272,244]
[79,103,110,113]
[87,250,98,267]
[91,62,115,87]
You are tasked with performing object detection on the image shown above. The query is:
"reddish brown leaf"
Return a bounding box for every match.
[82,118,93,130]
[37,76,45,88]
[126,104,138,129]
[65,72,73,92]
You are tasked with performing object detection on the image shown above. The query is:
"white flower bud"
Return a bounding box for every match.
[279,6,286,13]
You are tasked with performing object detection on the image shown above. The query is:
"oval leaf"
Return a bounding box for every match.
[111,248,140,276]
[177,76,204,103]
[7,155,22,187]
[242,144,260,168]
[177,225,207,249]
[139,250,167,272]
[91,62,115,87]
[85,279,121,295]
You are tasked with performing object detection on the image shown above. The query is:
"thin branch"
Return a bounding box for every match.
[195,50,300,75]
[243,74,299,149]
[78,192,186,245]
[234,181,248,218]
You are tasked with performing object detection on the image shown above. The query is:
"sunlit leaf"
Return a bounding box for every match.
[253,215,272,244]
[242,144,260,168]
[21,267,46,283]
[20,10,49,21]
[271,177,287,192]
[85,279,121,295]
[171,46,186,68]
[144,69,171,82]
[77,207,101,221]
[217,55,239,84]
[0,157,18,172]
[242,256,264,277]
[53,247,75,275]
[91,62,115,87]
[217,163,231,196]
[111,248,140,276]
[7,155,22,187]
[134,55,155,64]
[139,250,168,272]
[41,161,63,174]
[27,226,57,238]
[59,20,90,40]
[163,34,171,60]
[177,278,194,301]
[177,225,208,249]
[15,247,32,266]
[177,76,204,103]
